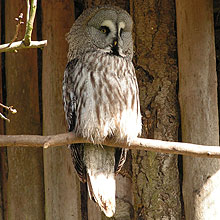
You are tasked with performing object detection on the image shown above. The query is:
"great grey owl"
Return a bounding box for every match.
[63,5,142,217]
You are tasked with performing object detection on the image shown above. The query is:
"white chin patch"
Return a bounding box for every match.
[118,48,126,57]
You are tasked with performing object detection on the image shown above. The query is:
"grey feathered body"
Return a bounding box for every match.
[63,51,141,143]
[63,6,142,217]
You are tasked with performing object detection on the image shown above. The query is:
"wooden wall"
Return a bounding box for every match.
[0,0,4,218]
[130,0,181,218]
[177,0,220,219]
[0,0,181,219]
[2,0,218,219]
[4,1,44,219]
[42,1,81,220]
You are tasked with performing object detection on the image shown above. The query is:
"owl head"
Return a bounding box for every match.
[67,6,133,61]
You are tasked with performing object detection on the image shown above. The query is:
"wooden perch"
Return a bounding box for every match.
[0,40,47,53]
[0,132,220,158]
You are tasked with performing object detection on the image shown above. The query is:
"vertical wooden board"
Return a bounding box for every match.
[0,0,3,123]
[176,0,220,219]
[130,0,182,219]
[4,1,44,220]
[0,1,4,218]
[42,1,81,219]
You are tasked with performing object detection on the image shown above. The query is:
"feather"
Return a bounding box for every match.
[69,144,87,182]
[87,171,115,217]
[63,6,142,216]
[84,144,116,217]
[63,59,87,182]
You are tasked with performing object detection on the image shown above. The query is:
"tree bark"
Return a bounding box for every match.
[176,0,220,219]
[130,0,182,219]
[4,1,44,219]
[42,1,81,219]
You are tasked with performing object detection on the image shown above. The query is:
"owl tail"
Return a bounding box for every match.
[87,169,116,217]
[84,144,116,217]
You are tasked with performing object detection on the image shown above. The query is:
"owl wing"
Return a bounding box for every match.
[64,58,127,182]
[63,59,87,183]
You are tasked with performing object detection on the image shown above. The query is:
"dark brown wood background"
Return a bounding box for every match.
[0,0,219,220]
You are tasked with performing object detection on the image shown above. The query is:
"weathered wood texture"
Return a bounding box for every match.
[130,0,182,219]
[215,4,220,135]
[4,1,44,219]
[84,0,129,11]
[42,1,81,220]
[176,0,220,219]
[0,1,4,219]
[1,1,219,220]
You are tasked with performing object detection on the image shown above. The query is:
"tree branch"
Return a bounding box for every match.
[0,40,47,53]
[0,132,220,158]
[0,103,17,122]
[8,13,24,46]
[0,0,47,53]
[23,0,37,46]
[0,113,10,122]
[0,103,17,114]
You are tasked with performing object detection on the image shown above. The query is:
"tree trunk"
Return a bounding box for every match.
[4,1,44,219]
[176,0,220,219]
[42,1,81,219]
[130,0,182,219]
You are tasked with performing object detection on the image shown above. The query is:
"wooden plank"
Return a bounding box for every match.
[0,1,4,219]
[214,0,220,13]
[4,0,44,219]
[176,0,220,219]
[41,1,81,219]
[130,0,182,219]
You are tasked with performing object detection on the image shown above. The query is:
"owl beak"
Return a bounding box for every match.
[111,39,119,56]
[113,39,118,47]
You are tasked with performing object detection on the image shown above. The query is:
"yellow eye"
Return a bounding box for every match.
[100,26,110,35]
[101,28,106,34]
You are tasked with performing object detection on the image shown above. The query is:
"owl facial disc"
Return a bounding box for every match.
[100,20,127,57]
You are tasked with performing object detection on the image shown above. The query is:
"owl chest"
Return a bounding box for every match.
[72,54,133,105]
[70,54,140,141]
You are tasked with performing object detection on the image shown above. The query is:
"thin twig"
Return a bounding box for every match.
[8,13,24,47]
[0,103,17,122]
[26,0,30,22]
[0,0,47,53]
[0,103,17,114]
[0,113,10,122]
[0,132,220,159]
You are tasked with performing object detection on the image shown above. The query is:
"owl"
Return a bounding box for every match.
[63,5,142,217]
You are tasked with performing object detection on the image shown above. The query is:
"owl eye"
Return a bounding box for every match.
[100,26,110,35]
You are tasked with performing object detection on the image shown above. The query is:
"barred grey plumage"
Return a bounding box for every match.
[63,5,141,217]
